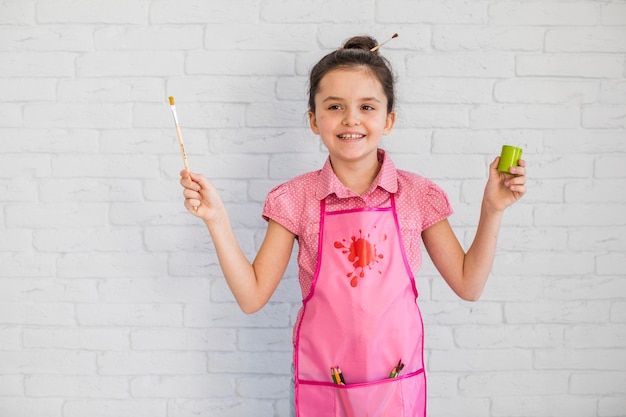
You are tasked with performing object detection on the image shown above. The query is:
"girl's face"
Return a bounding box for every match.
[308,67,396,167]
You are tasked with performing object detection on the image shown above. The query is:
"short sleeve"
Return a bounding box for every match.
[420,181,453,231]
[262,181,301,236]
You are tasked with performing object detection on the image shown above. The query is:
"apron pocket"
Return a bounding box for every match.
[297,369,425,417]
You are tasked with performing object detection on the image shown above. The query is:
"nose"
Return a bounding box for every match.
[342,107,360,126]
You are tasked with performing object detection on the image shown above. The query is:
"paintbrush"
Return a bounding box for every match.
[168,96,190,173]
[370,33,398,52]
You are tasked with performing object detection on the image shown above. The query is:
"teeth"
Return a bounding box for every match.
[339,134,364,139]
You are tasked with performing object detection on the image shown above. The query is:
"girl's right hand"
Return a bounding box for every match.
[180,170,225,224]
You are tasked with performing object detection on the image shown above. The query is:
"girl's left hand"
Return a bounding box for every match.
[483,157,527,213]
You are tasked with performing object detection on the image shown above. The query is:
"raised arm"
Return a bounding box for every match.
[422,157,527,301]
[181,170,296,313]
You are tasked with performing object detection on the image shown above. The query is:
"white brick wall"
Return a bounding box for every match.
[0,0,624,416]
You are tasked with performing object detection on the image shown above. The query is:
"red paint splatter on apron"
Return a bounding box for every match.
[334,230,387,287]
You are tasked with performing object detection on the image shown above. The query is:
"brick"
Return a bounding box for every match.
[24,103,133,128]
[0,177,37,202]
[76,51,183,77]
[131,375,235,398]
[0,351,96,374]
[419,300,503,325]
[94,26,202,50]
[433,26,544,51]
[546,28,626,53]
[395,104,469,128]
[169,76,277,103]
[131,328,236,351]
[454,325,563,349]
[237,327,291,352]
[0,375,23,396]
[269,153,328,181]
[569,227,626,251]
[184,302,291,328]
[571,372,626,395]
[595,156,626,178]
[430,349,532,372]
[246,101,309,128]
[0,154,51,181]
[601,80,626,104]
[0,26,92,51]
[612,302,626,323]
[536,348,626,371]
[583,105,626,129]
[602,2,626,25]
[151,0,259,24]
[407,53,514,77]
[489,2,599,25]
[25,376,129,398]
[397,78,493,104]
[210,128,318,154]
[237,375,290,398]
[0,399,63,417]
[0,52,75,76]
[186,51,294,76]
[204,24,318,51]
[565,325,626,349]
[565,180,626,203]
[492,395,596,417]
[535,204,624,227]
[0,253,55,278]
[505,301,609,324]
[544,277,626,300]
[599,396,626,417]
[0,277,97,303]
[167,398,274,417]
[37,0,149,24]
[97,351,206,375]
[376,0,488,24]
[0,1,35,24]
[0,103,21,127]
[207,351,291,374]
[597,253,626,276]
[427,398,490,417]
[494,79,598,104]
[0,128,99,153]
[77,304,183,327]
[460,372,568,396]
[471,105,580,129]
[62,400,166,417]
[517,53,624,78]
[97,278,210,303]
[57,253,168,278]
[262,0,374,23]
[0,78,56,101]
[23,328,129,350]
[6,203,107,228]
[58,78,163,102]
[543,129,626,153]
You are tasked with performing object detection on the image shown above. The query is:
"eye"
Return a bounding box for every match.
[328,104,342,110]
[361,105,375,111]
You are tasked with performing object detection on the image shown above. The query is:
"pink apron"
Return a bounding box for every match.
[294,196,426,416]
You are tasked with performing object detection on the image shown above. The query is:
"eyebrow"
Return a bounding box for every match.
[322,96,382,103]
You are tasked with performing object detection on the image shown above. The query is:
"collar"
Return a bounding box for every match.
[316,149,398,200]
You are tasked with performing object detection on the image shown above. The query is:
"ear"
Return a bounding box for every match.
[308,111,320,135]
[383,111,396,135]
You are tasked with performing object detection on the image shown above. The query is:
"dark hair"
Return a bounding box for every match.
[307,35,396,114]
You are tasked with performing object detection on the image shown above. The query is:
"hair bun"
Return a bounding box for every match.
[342,36,378,52]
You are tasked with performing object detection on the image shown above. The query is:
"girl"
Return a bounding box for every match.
[180,35,527,417]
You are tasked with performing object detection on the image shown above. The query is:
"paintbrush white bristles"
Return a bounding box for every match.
[168,96,190,173]
[370,33,398,52]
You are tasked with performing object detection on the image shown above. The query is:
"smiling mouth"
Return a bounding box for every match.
[338,134,365,139]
